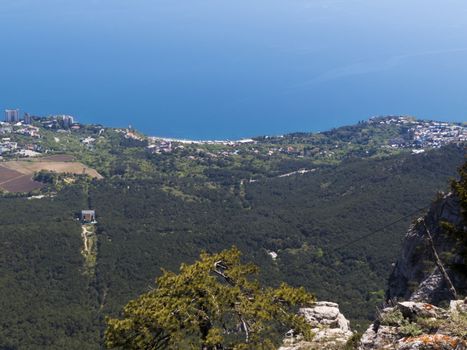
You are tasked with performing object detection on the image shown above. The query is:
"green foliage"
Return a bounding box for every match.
[443,310,467,339]
[91,144,465,329]
[34,169,56,184]
[0,118,465,348]
[0,186,100,349]
[379,309,423,337]
[105,247,315,349]
[379,306,467,340]
[343,332,362,350]
[416,317,443,332]
[399,322,423,337]
[379,309,405,326]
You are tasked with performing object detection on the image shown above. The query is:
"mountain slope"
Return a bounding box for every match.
[0,120,464,347]
[93,144,465,330]
[0,187,100,349]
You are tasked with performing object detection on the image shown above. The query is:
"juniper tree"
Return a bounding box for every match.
[105,247,315,350]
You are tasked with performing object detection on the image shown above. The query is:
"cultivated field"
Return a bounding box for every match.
[0,158,103,192]
[41,154,75,162]
[2,160,103,179]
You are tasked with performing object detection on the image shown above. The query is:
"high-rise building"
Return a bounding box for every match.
[61,115,74,128]
[23,113,32,124]
[5,109,20,123]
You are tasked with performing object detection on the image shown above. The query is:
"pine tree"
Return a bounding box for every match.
[105,247,315,349]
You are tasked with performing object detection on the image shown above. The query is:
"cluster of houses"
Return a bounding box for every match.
[81,136,96,145]
[115,127,145,142]
[0,120,44,157]
[0,138,18,155]
[0,110,89,158]
[40,115,79,130]
[15,125,40,138]
[1,108,464,163]
[1,122,41,137]
[0,124,13,135]
[411,122,466,148]
[147,138,173,154]
[0,130,43,158]
[144,117,465,162]
[0,137,42,157]
[372,116,467,149]
[146,136,257,156]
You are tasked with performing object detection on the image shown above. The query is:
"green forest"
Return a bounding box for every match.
[0,118,465,348]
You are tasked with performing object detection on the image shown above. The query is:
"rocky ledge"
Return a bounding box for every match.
[359,299,467,350]
[279,301,354,350]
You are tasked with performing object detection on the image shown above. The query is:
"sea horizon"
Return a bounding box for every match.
[1,0,467,140]
[1,109,465,141]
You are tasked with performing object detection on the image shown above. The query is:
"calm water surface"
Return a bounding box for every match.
[1,0,466,139]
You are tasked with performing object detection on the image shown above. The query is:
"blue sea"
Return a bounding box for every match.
[1,0,466,139]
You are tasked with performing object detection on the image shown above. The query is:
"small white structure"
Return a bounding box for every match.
[81,210,96,223]
[268,251,278,261]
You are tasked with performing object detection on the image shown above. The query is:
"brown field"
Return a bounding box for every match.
[0,159,102,192]
[41,154,75,162]
[2,160,103,179]
[0,175,44,192]
[0,165,44,192]
[0,165,22,183]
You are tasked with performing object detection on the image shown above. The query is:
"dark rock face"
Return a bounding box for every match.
[361,172,467,350]
[387,193,467,305]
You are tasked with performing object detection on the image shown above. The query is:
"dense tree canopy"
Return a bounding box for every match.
[104,247,315,350]
[1,119,464,348]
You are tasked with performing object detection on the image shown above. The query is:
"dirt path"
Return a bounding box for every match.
[81,225,91,254]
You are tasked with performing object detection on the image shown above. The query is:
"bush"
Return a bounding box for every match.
[379,309,404,326]
[399,322,423,337]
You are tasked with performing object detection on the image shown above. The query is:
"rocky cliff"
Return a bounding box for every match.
[359,162,467,350]
[387,191,466,305]
[280,164,467,350]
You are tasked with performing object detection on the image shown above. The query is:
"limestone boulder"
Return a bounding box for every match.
[279,301,353,350]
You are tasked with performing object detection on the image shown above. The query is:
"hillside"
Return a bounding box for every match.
[0,117,465,348]
[92,145,465,328]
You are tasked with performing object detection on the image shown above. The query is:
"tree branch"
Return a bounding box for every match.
[421,219,457,299]
[213,260,235,286]
[241,317,250,343]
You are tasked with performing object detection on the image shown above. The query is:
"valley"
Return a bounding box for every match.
[0,116,465,348]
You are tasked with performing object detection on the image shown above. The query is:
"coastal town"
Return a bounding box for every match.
[369,115,467,149]
[0,109,465,163]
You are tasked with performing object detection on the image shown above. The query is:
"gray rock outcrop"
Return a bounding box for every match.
[279,301,353,350]
[359,299,467,350]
